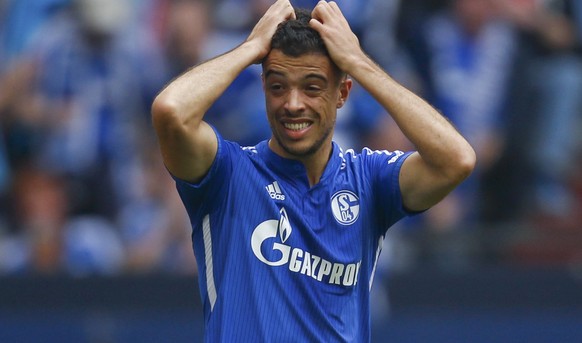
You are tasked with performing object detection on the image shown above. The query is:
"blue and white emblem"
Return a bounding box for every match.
[331,190,360,225]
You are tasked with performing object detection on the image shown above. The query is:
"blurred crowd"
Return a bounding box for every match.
[0,0,581,276]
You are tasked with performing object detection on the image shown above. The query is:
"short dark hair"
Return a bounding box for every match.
[270,8,327,57]
[268,8,345,81]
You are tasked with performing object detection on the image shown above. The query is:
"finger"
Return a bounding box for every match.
[312,0,333,21]
[309,17,324,33]
[328,1,342,16]
[279,0,296,20]
[270,0,294,19]
[289,5,296,20]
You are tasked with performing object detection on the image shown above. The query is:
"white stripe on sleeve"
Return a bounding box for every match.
[203,215,217,311]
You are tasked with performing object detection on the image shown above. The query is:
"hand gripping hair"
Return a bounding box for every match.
[270,8,328,57]
[268,8,345,81]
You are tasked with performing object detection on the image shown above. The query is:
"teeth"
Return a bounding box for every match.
[284,122,310,131]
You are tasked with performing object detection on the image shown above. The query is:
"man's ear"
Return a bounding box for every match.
[337,78,352,109]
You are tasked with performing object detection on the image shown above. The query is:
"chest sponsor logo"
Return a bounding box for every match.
[331,190,360,225]
[250,208,361,287]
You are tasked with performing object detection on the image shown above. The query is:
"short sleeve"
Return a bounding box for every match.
[362,149,415,232]
[171,128,233,213]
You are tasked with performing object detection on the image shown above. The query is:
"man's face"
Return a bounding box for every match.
[262,49,350,159]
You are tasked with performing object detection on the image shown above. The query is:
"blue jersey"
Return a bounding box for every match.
[174,131,413,342]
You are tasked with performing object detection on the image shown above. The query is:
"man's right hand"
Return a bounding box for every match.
[245,0,296,64]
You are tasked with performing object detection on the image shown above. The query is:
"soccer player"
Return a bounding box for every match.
[151,0,476,341]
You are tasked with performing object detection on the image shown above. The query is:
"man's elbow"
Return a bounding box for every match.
[151,93,179,128]
[151,94,196,140]
[451,145,477,185]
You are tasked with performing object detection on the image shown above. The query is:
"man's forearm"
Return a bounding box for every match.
[152,41,260,127]
[346,55,474,173]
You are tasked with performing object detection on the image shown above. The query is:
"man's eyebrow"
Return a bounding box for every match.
[264,70,328,83]
[264,70,285,79]
[304,73,328,83]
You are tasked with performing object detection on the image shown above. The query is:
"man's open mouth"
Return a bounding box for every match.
[283,122,311,131]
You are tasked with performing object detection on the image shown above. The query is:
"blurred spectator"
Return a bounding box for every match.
[402,0,517,231]
[0,1,55,273]
[0,0,68,228]
[29,0,166,219]
[495,0,582,226]
[0,0,182,275]
[0,166,126,275]
[0,62,40,196]
[162,0,211,77]
[1,167,67,274]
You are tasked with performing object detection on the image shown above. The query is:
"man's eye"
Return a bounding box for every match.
[270,84,284,91]
[306,85,322,93]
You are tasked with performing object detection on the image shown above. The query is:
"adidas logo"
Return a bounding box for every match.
[266,181,285,201]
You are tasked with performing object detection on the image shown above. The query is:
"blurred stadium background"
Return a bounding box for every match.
[1,0,581,342]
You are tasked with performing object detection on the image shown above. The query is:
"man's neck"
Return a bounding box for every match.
[268,140,333,188]
[302,144,332,187]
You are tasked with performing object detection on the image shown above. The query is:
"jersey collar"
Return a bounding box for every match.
[257,140,343,187]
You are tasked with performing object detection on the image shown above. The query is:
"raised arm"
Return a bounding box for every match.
[310,1,476,211]
[152,0,295,182]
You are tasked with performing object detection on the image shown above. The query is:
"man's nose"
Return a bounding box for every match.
[284,89,306,114]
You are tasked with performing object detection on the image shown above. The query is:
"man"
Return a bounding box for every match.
[152,0,475,341]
